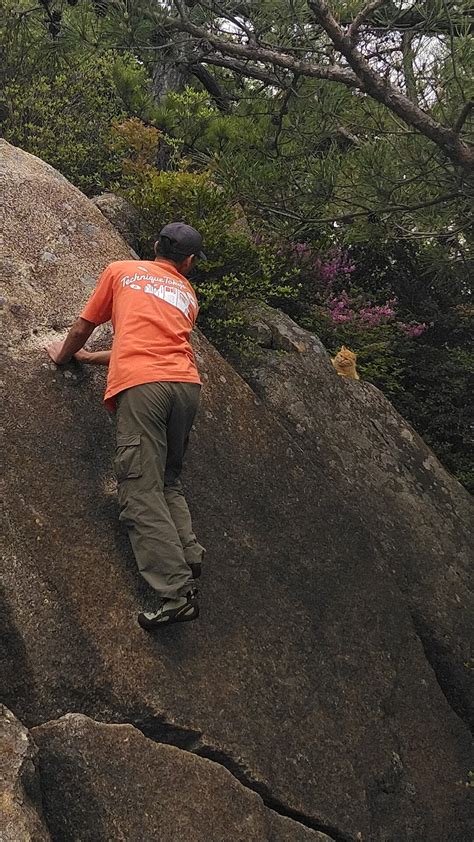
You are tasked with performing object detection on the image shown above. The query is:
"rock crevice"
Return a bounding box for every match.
[30,713,335,842]
[119,710,343,840]
[192,744,344,841]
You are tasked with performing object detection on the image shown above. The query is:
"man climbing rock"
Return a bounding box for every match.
[46,223,205,630]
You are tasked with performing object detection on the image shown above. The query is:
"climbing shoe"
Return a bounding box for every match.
[138,589,199,631]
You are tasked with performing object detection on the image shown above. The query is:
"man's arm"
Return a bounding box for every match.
[74,348,112,366]
[46,318,96,365]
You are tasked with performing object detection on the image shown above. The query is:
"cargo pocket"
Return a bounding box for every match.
[114,434,142,482]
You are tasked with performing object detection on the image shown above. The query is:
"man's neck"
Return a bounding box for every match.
[154,257,187,277]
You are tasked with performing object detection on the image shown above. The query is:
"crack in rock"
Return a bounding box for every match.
[31,712,340,842]
[128,716,343,841]
[194,744,345,842]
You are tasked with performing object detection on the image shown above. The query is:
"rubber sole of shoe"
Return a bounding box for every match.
[138,602,199,631]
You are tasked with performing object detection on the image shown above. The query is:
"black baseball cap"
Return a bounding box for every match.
[159,222,207,260]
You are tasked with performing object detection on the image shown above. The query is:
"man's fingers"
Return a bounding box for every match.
[45,341,64,364]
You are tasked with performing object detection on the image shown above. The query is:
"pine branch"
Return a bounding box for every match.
[349,0,389,44]
[188,63,233,111]
[401,32,418,105]
[158,3,474,170]
[200,54,285,87]
[453,99,473,134]
[307,0,474,170]
[160,14,359,87]
[251,190,463,226]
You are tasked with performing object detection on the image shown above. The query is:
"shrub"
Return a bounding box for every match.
[271,238,472,489]
[3,53,149,194]
[118,158,297,351]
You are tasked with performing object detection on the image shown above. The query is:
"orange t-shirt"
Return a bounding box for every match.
[81,259,201,410]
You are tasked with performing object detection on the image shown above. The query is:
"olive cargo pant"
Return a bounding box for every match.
[114,382,204,599]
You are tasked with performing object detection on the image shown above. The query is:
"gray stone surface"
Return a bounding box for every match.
[92,191,142,251]
[32,714,332,842]
[236,301,474,728]
[1,140,472,842]
[269,813,333,841]
[0,706,51,842]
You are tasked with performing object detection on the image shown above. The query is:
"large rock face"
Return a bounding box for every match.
[32,714,331,842]
[235,303,474,727]
[2,140,473,842]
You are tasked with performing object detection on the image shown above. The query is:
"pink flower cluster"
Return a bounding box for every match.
[328,294,401,327]
[276,242,356,280]
[313,248,356,284]
[398,322,427,338]
[294,242,311,257]
[272,242,356,290]
[328,292,355,323]
[358,299,397,326]
[251,237,427,341]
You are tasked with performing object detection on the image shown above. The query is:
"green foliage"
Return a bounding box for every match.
[109,117,161,175]
[119,161,297,350]
[111,56,158,123]
[2,52,152,193]
[280,239,473,489]
[306,301,473,493]
[392,321,474,492]
[1,0,158,193]
[154,89,219,154]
